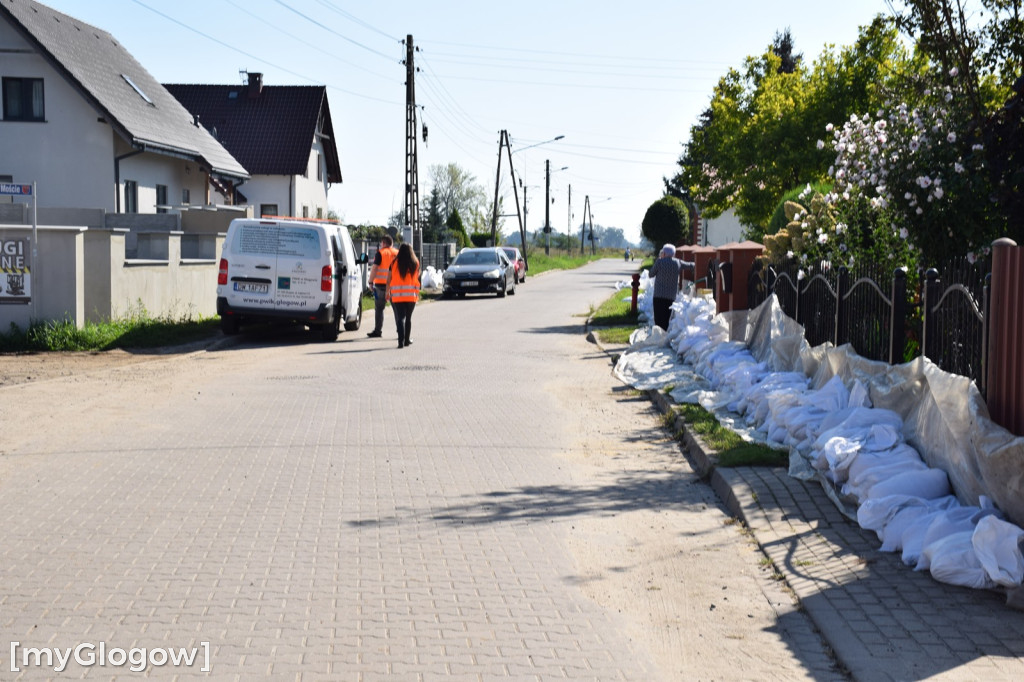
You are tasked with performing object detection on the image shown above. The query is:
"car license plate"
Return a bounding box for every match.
[461,281,478,287]
[234,281,269,294]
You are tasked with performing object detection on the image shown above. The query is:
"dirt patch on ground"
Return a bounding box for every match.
[0,341,218,388]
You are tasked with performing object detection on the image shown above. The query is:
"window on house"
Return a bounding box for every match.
[124,180,138,213]
[316,207,323,219]
[302,205,309,218]
[2,77,45,122]
[317,153,323,181]
[182,188,191,206]
[260,204,277,218]
[156,184,168,213]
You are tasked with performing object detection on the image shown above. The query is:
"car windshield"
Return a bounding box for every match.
[455,250,498,265]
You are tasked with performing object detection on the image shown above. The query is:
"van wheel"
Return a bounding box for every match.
[344,297,362,331]
[321,312,341,342]
[221,315,240,335]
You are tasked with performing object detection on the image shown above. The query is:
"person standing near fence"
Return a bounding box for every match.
[648,243,694,331]
[387,242,421,348]
[366,235,398,338]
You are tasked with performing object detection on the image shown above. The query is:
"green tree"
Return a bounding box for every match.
[641,196,691,247]
[445,208,470,249]
[427,163,488,227]
[422,187,445,243]
[669,20,907,237]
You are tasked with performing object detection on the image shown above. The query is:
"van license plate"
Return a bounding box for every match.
[234,282,269,294]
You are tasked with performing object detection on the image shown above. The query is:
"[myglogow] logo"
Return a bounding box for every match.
[8,641,211,673]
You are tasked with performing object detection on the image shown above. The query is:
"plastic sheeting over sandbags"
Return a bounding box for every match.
[610,287,1024,593]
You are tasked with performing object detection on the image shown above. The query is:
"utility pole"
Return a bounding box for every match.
[581,195,590,255]
[489,130,524,252]
[567,184,571,254]
[403,35,421,255]
[544,159,551,255]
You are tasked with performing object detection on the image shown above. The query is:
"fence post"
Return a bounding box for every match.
[987,238,1024,435]
[922,268,940,362]
[890,267,908,365]
[835,266,850,347]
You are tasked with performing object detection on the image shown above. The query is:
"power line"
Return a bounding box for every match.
[270,0,397,61]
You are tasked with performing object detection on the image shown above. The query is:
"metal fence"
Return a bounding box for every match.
[747,257,990,393]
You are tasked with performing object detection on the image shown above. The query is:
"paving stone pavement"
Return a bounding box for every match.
[635,343,1024,681]
[1,259,833,681]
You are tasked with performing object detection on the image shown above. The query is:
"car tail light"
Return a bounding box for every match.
[321,264,333,291]
[218,258,228,285]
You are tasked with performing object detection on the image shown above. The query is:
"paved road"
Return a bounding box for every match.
[0,259,837,680]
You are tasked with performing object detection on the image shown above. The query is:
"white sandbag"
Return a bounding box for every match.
[972,515,1024,587]
[915,506,985,571]
[927,531,996,590]
[817,436,861,479]
[866,467,952,501]
[879,496,959,552]
[858,494,920,535]
[902,508,950,566]
[846,443,923,485]
[844,456,929,502]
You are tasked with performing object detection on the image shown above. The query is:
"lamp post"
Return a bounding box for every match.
[544,161,568,255]
[508,135,563,266]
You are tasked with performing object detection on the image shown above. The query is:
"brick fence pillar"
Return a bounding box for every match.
[986,237,1024,435]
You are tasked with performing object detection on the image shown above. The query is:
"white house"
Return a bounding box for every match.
[0,0,248,214]
[166,73,342,221]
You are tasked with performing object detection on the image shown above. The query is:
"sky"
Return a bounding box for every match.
[39,0,896,244]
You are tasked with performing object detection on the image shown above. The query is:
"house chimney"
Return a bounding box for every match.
[247,72,263,99]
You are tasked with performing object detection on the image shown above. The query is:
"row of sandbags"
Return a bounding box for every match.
[620,283,1024,591]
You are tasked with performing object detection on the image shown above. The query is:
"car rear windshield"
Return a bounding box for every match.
[455,250,498,265]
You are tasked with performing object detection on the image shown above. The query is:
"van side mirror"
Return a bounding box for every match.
[357,253,369,265]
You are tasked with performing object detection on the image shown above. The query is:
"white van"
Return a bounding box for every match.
[216,218,368,341]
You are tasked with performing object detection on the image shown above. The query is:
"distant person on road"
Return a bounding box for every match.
[624,247,631,261]
[366,235,398,338]
[386,242,421,349]
[648,243,694,331]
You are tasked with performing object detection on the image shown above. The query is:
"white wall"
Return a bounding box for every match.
[1,23,116,210]
[700,208,744,247]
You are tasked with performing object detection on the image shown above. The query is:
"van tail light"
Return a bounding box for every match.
[218,258,228,285]
[321,264,333,291]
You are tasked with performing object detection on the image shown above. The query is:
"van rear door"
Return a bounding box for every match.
[224,221,330,316]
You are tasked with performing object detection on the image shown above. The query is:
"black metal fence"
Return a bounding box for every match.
[745,256,990,393]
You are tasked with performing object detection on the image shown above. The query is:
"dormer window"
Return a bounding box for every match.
[121,74,153,105]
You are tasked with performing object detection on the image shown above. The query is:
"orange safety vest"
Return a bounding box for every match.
[389,264,420,303]
[373,246,398,285]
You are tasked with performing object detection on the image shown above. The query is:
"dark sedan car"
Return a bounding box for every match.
[501,247,526,283]
[442,247,517,298]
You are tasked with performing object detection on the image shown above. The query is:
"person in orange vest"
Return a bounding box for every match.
[366,235,398,338]
[386,242,421,349]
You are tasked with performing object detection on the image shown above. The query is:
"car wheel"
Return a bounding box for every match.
[509,275,516,295]
[497,277,507,298]
[343,296,362,331]
[220,315,240,335]
[320,309,341,341]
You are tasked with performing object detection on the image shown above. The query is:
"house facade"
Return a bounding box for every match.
[166,73,342,221]
[0,0,248,215]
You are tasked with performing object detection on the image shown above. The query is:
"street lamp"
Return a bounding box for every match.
[512,134,564,155]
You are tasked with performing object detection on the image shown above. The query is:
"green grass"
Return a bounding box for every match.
[0,308,220,352]
[588,286,640,345]
[674,402,789,467]
[523,250,611,276]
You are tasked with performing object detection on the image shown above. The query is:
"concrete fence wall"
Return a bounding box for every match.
[1,224,224,330]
